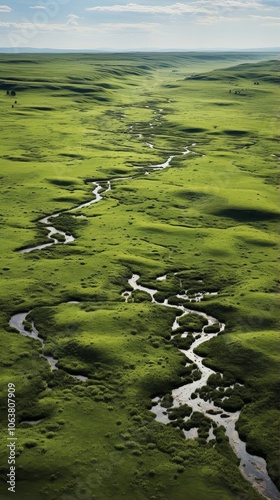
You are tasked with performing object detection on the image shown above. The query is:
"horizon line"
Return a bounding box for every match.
[0,46,280,54]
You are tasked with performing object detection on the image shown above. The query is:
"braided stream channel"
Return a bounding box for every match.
[123,274,280,500]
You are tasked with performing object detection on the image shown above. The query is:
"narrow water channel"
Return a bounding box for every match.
[20,145,195,254]
[9,312,88,382]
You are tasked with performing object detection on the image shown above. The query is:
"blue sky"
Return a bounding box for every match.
[0,1,279,50]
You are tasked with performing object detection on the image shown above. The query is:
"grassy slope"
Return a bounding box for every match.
[0,52,279,499]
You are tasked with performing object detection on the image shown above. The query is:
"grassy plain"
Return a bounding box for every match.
[0,52,279,499]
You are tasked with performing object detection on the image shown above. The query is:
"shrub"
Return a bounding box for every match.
[24,440,37,448]
[46,432,56,439]
[161,393,173,408]
[168,404,192,420]
[204,323,221,334]
[114,443,125,451]
[177,466,185,473]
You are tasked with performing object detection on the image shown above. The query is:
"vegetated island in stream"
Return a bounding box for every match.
[0,52,279,500]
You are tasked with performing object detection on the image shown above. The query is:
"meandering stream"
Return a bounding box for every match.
[20,145,192,254]
[12,133,280,499]
[9,312,88,382]
[20,181,110,254]
[124,275,280,500]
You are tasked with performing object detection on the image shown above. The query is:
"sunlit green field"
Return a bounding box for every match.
[0,52,279,499]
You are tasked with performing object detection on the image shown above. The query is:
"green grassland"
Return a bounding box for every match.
[0,52,279,499]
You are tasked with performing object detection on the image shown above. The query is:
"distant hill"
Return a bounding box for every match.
[0,47,279,54]
[186,59,280,84]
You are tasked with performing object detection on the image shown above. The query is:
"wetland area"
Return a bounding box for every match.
[0,52,279,500]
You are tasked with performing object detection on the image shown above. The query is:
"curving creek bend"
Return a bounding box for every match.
[9,142,280,500]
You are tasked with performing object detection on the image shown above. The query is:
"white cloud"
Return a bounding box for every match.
[195,15,241,24]
[0,20,159,34]
[0,5,12,12]
[250,14,280,18]
[250,14,280,24]
[99,22,159,32]
[85,1,271,16]
[29,5,47,9]
[195,0,268,8]
[86,3,210,15]
[0,21,62,31]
